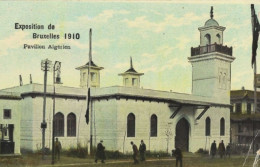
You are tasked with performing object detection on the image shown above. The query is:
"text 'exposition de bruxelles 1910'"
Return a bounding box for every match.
[14,23,80,50]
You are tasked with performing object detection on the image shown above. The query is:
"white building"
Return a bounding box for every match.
[0,9,235,154]
[0,91,21,154]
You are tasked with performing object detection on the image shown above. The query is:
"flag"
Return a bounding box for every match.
[85,87,90,124]
[251,4,260,68]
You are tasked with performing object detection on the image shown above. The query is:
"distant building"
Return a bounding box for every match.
[0,8,235,154]
[0,91,21,154]
[230,89,260,147]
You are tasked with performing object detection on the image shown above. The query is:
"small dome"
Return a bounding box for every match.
[204,19,219,27]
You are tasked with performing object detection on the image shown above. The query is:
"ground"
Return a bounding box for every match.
[0,153,257,167]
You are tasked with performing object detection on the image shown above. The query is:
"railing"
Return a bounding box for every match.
[191,43,232,56]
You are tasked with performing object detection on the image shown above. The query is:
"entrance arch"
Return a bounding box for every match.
[175,118,190,151]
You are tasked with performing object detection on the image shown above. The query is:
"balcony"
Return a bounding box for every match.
[191,43,232,57]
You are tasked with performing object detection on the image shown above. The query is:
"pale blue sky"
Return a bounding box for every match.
[0,2,259,93]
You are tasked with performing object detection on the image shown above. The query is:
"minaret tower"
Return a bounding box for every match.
[119,57,144,88]
[188,7,235,103]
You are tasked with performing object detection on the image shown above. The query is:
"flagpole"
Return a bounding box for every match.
[254,60,257,114]
[251,4,258,153]
[86,28,93,155]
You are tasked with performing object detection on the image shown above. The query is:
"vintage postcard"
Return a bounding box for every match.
[0,1,260,167]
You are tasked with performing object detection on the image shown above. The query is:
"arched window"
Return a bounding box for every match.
[127,113,135,137]
[220,118,225,136]
[150,114,157,137]
[205,34,211,45]
[67,113,76,137]
[205,117,211,136]
[216,34,221,44]
[54,112,64,137]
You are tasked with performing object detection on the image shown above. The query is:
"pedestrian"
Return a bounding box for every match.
[139,140,146,161]
[226,143,231,158]
[173,147,183,167]
[95,140,106,163]
[218,140,225,158]
[210,140,217,158]
[55,138,62,161]
[253,149,260,167]
[131,141,139,164]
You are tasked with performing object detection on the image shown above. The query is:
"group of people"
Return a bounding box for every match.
[95,140,146,164]
[210,140,231,158]
[55,138,232,166]
[130,140,147,164]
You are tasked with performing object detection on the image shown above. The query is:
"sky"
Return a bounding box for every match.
[0,1,259,93]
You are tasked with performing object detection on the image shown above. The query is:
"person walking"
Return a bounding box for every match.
[55,138,62,161]
[210,140,217,158]
[173,147,183,167]
[131,141,139,164]
[95,140,106,163]
[226,143,231,158]
[139,140,146,161]
[218,140,226,158]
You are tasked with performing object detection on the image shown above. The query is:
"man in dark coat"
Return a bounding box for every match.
[131,141,139,164]
[226,143,231,158]
[95,140,106,163]
[139,140,146,161]
[55,138,62,161]
[218,140,225,158]
[173,147,183,167]
[210,140,217,158]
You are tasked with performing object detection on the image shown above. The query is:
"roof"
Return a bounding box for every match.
[204,19,219,27]
[230,90,260,100]
[0,91,21,100]
[75,60,104,70]
[230,113,260,122]
[120,57,142,75]
[1,84,230,107]
[125,67,137,73]
[85,60,97,67]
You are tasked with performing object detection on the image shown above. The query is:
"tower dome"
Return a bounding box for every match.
[204,19,219,27]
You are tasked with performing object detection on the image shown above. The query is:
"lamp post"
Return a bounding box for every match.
[41,59,52,160]
[52,61,61,165]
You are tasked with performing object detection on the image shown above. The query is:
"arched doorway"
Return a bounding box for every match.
[175,118,190,151]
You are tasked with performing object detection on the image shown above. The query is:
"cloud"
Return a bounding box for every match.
[64,9,130,29]
[94,38,114,49]
[0,31,46,56]
[114,62,129,69]
[174,36,192,50]
[139,44,189,73]
[224,19,250,30]
[232,70,253,90]
[141,53,156,58]
[122,12,208,33]
[0,31,27,55]
[226,35,251,50]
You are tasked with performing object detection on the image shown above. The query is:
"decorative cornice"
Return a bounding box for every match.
[20,91,231,108]
[188,52,235,63]
[198,26,226,31]
[0,95,22,100]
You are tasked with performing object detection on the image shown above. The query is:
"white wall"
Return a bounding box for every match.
[0,98,21,154]
[92,95,230,153]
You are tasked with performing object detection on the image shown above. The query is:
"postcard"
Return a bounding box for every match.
[0,1,259,167]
